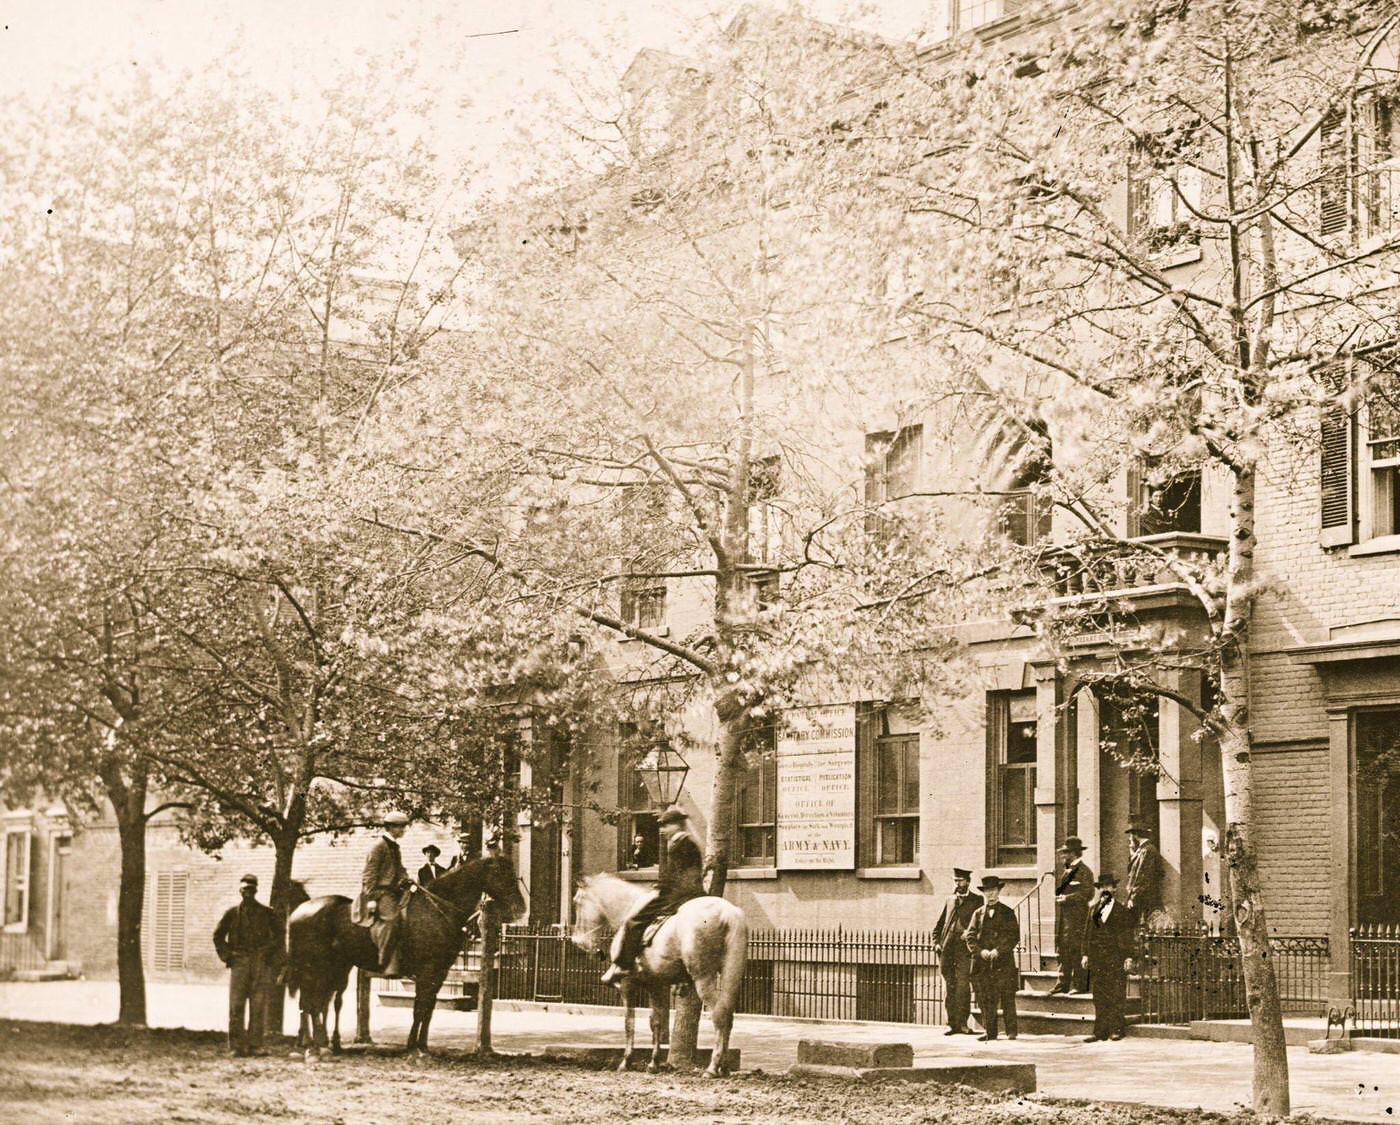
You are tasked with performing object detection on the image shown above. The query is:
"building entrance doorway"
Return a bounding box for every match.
[1357,710,1400,925]
[1096,693,1160,883]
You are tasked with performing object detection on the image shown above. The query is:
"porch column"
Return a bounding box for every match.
[1156,670,1203,926]
[1075,688,1101,877]
[1033,663,1064,879]
[1326,705,1353,1007]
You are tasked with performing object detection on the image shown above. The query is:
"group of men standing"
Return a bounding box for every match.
[935,821,1166,1044]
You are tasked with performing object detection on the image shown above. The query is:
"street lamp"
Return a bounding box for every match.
[636,744,689,809]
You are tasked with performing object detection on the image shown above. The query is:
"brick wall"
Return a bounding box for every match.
[1252,745,1331,936]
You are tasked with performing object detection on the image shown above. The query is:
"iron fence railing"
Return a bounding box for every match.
[1352,925,1400,1037]
[1136,927,1329,1025]
[1011,873,1055,975]
[491,925,946,1024]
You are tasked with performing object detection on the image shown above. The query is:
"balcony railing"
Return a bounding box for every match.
[1041,532,1228,599]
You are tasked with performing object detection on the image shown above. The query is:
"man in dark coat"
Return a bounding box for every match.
[965,875,1020,1041]
[1082,872,1137,1041]
[933,867,982,1034]
[417,844,448,886]
[212,873,281,1057]
[1124,821,1166,926]
[1051,837,1094,995]
[602,806,705,983]
[361,811,411,976]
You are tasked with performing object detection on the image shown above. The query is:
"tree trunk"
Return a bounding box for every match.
[476,902,500,1056]
[703,705,745,900]
[113,800,148,1027]
[1217,465,1289,1116]
[668,983,703,1071]
[263,830,298,1041]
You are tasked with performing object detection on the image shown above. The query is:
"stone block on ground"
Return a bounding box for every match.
[796,1039,914,1069]
[787,1059,1035,1093]
[1307,1038,1353,1054]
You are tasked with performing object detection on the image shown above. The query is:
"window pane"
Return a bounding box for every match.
[4,833,24,926]
[902,740,920,814]
[877,739,900,814]
[1006,719,1037,765]
[1000,767,1028,845]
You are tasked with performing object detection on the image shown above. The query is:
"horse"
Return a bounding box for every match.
[284,853,526,1058]
[571,872,747,1077]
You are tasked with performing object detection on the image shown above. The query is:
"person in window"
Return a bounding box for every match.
[1082,872,1137,1041]
[212,874,281,1057]
[1124,821,1166,926]
[1050,837,1094,995]
[628,833,650,869]
[602,807,704,984]
[933,867,982,1035]
[965,875,1020,1041]
[417,844,448,886]
[360,811,411,976]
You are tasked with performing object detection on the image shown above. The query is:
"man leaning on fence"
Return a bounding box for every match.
[933,866,982,1035]
[965,875,1020,1041]
[213,873,281,1057]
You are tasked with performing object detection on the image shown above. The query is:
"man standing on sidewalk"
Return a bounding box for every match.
[1051,837,1094,995]
[965,875,1020,1042]
[1082,872,1136,1041]
[212,874,281,1057]
[933,867,982,1035]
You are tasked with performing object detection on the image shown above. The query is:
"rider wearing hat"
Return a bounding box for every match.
[602,806,705,984]
[964,875,1021,1041]
[362,812,411,976]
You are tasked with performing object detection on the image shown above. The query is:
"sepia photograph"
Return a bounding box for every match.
[2,0,1399,1121]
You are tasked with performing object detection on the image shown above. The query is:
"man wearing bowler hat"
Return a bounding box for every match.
[933,867,983,1034]
[1050,837,1094,995]
[964,875,1020,1041]
[1124,820,1166,926]
[212,874,281,1057]
[1082,872,1137,1041]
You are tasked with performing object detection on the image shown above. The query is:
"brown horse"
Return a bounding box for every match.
[285,853,526,1057]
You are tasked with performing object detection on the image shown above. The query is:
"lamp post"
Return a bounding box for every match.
[636,744,690,810]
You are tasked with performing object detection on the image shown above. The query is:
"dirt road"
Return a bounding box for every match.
[0,1020,1332,1124]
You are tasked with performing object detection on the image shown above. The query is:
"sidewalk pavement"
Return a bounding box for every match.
[2,980,1398,1122]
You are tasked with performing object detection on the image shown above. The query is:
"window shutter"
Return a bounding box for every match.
[146,871,187,972]
[1319,109,1350,237]
[855,702,880,869]
[1319,363,1357,546]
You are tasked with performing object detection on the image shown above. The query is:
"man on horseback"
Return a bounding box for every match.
[361,811,411,976]
[602,806,705,984]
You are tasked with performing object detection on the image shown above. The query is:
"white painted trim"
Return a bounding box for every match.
[855,866,922,880]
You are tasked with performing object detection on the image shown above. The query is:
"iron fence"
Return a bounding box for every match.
[1351,925,1400,1037]
[492,925,946,1024]
[1135,927,1329,1025]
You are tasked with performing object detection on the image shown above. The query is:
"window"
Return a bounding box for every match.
[957,0,1021,30]
[988,692,1037,866]
[620,574,667,630]
[857,703,921,868]
[999,442,1053,546]
[617,722,664,869]
[746,456,782,608]
[145,871,187,972]
[1356,710,1400,923]
[1131,461,1203,536]
[1319,99,1399,240]
[733,720,777,866]
[3,828,31,931]
[1127,148,1202,253]
[1319,358,1400,547]
[875,734,920,864]
[864,425,923,539]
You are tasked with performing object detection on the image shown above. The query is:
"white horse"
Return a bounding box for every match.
[571,872,747,1077]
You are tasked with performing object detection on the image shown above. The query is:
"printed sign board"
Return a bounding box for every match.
[776,703,857,870]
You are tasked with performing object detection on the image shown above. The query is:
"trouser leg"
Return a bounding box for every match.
[976,984,997,1037]
[247,960,268,1047]
[228,961,251,1052]
[1002,982,1018,1036]
[942,962,969,1029]
[617,898,664,969]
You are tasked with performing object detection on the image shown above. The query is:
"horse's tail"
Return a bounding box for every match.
[284,909,312,998]
[715,907,749,1011]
